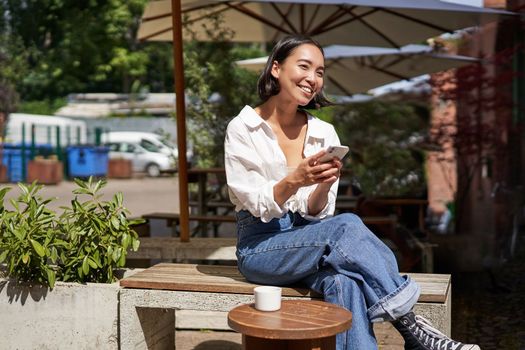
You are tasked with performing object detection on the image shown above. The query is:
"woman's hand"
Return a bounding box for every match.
[289,150,342,187]
[273,150,342,208]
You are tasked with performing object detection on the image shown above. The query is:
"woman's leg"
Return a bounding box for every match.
[237,211,419,322]
[303,267,378,350]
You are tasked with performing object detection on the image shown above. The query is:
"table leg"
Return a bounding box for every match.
[243,334,336,350]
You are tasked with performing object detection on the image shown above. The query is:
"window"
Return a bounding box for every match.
[140,139,160,152]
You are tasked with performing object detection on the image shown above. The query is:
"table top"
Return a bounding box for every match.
[227,300,352,340]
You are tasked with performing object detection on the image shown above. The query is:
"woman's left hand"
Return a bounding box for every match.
[315,157,342,186]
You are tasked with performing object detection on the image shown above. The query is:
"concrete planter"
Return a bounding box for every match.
[107,158,132,179]
[0,269,140,350]
[27,159,64,185]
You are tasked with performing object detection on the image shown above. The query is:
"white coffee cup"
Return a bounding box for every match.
[254,286,282,311]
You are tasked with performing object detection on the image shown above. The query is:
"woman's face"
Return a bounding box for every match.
[271,43,325,106]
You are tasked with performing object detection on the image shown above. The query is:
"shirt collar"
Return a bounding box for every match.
[239,105,265,128]
[305,113,325,139]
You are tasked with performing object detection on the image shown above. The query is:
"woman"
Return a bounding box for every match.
[224,35,479,350]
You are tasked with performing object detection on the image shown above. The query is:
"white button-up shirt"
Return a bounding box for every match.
[224,105,341,223]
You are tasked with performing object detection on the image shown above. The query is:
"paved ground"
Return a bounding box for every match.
[451,232,525,350]
[1,176,180,218]
[3,176,524,349]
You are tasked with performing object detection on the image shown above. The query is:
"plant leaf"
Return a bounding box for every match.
[22,253,30,264]
[111,217,120,230]
[88,257,98,269]
[47,269,56,289]
[0,250,8,263]
[82,256,90,275]
[132,238,140,251]
[30,239,46,257]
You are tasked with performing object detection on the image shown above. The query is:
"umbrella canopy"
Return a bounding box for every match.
[138,0,513,47]
[235,44,478,94]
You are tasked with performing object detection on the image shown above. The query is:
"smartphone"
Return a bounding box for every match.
[318,145,350,163]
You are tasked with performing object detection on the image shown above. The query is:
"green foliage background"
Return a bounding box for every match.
[330,101,429,197]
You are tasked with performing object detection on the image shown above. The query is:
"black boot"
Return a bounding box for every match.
[392,312,480,350]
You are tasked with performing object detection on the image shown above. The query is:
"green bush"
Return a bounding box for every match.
[0,177,142,288]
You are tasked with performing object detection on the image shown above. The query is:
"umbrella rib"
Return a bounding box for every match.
[226,3,293,35]
[140,27,173,41]
[308,6,350,36]
[382,55,409,70]
[322,7,400,48]
[140,3,232,41]
[327,76,353,96]
[142,2,224,21]
[317,7,376,32]
[381,8,454,34]
[304,4,322,33]
[270,3,299,33]
[369,65,409,81]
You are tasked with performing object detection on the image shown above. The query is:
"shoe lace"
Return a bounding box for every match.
[409,315,462,350]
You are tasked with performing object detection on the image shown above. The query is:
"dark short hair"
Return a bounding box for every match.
[257,35,332,109]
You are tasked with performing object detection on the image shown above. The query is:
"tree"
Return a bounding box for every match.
[0,33,29,136]
[0,0,150,101]
[330,101,429,197]
[179,14,262,167]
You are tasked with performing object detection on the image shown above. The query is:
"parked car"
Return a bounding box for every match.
[100,131,193,161]
[104,140,176,177]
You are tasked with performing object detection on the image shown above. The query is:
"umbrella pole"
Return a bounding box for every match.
[171,0,190,242]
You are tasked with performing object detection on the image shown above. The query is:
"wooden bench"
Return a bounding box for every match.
[119,263,451,350]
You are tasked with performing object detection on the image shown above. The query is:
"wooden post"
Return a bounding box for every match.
[171,0,190,242]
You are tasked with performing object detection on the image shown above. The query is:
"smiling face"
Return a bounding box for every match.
[271,43,325,107]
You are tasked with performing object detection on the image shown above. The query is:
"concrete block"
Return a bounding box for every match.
[0,279,120,350]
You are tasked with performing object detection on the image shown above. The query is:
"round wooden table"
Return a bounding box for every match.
[228,300,352,350]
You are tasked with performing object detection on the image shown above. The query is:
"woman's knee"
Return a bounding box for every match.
[336,213,369,233]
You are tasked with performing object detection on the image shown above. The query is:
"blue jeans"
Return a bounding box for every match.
[235,210,420,350]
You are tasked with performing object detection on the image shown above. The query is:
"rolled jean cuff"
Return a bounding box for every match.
[367,275,421,323]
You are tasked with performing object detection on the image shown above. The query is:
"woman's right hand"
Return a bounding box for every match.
[288,150,341,188]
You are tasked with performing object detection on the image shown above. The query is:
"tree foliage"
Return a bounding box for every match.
[331,101,429,197]
[181,15,262,167]
[0,0,150,100]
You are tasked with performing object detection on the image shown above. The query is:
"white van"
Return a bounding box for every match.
[101,132,177,177]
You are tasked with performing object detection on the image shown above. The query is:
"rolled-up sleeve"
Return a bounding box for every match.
[224,121,287,222]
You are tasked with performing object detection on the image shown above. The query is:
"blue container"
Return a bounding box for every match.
[0,144,53,183]
[1,146,31,182]
[67,146,109,178]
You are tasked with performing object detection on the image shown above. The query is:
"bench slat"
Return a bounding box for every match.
[120,263,449,303]
[121,263,315,297]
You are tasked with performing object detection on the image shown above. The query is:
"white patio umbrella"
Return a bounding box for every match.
[235,44,479,95]
[146,0,513,242]
[139,0,512,47]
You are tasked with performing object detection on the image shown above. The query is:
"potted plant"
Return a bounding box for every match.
[0,177,143,349]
